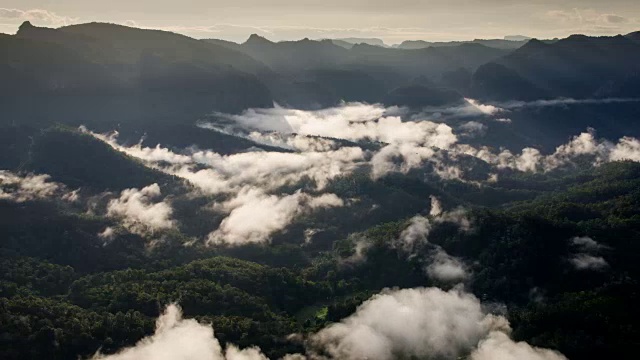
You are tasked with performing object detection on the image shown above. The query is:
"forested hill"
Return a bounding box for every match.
[2,123,640,359]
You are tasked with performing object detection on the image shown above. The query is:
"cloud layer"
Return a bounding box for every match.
[90,304,268,360]
[93,288,567,360]
[85,100,640,244]
[106,184,175,235]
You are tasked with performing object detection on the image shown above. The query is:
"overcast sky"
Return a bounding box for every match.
[1,0,639,44]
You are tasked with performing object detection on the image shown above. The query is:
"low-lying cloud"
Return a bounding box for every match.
[208,189,343,245]
[308,287,566,360]
[89,304,268,360]
[106,184,175,235]
[84,100,640,243]
[85,128,350,245]
[96,288,567,360]
[394,198,470,282]
[568,236,609,271]
[0,170,62,202]
[569,254,608,270]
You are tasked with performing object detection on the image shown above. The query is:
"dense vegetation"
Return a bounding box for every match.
[2,125,640,359]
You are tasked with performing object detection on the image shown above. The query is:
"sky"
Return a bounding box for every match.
[1,0,639,44]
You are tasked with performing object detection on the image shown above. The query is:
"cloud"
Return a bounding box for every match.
[308,287,566,360]
[471,330,568,360]
[502,98,640,109]
[62,189,80,202]
[85,127,355,244]
[571,236,606,252]
[207,189,343,245]
[98,227,116,242]
[426,248,468,282]
[609,136,640,162]
[601,14,628,24]
[459,121,487,137]
[84,99,640,245]
[397,215,432,253]
[429,195,443,216]
[211,103,456,148]
[456,129,640,173]
[126,22,494,44]
[0,8,77,26]
[86,98,640,186]
[106,184,175,235]
[94,289,566,360]
[394,202,471,282]
[89,304,268,360]
[246,132,341,152]
[464,98,505,116]
[542,8,632,33]
[568,236,609,271]
[0,171,60,202]
[88,127,364,193]
[569,254,608,270]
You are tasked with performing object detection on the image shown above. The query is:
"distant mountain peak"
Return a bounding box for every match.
[245,33,273,45]
[17,21,36,34]
[515,38,548,53]
[626,31,640,42]
[19,21,34,29]
[504,35,531,41]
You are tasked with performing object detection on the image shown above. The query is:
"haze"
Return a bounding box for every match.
[2,0,639,43]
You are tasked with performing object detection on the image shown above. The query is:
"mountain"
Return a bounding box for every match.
[239,34,351,73]
[3,22,640,360]
[383,84,464,107]
[204,35,509,107]
[504,35,532,41]
[626,30,640,42]
[470,62,548,101]
[330,39,356,49]
[332,37,387,47]
[473,35,640,100]
[0,22,274,129]
[26,127,179,191]
[397,38,530,50]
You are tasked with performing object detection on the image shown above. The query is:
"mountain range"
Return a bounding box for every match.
[1,21,640,143]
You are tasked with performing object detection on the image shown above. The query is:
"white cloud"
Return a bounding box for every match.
[570,254,608,271]
[395,205,471,282]
[503,98,640,109]
[610,136,640,162]
[0,8,77,27]
[426,248,468,282]
[83,99,640,245]
[95,289,567,360]
[309,287,566,360]
[89,304,268,360]
[471,330,568,360]
[571,236,606,252]
[209,103,457,148]
[62,189,81,202]
[98,227,116,241]
[429,195,443,216]
[106,184,175,235]
[465,98,505,115]
[459,121,487,137]
[207,189,343,245]
[0,171,60,202]
[85,127,353,244]
[397,215,432,253]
